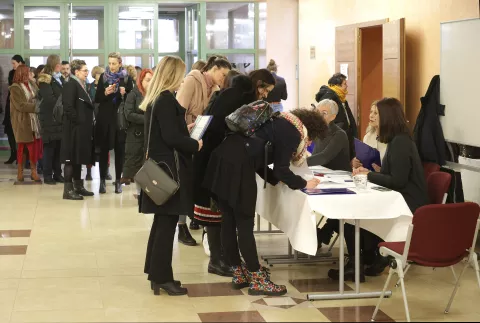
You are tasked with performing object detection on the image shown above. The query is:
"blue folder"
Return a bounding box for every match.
[302,188,356,195]
[354,138,381,171]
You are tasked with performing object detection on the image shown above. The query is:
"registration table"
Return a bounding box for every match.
[255,166,413,300]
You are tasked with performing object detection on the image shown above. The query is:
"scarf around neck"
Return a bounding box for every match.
[279,112,309,167]
[103,67,127,103]
[329,85,347,103]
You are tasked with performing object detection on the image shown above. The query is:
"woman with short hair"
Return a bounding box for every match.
[61,59,95,200]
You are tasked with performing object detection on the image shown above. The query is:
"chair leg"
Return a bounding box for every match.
[445,262,469,314]
[470,252,480,290]
[371,267,395,322]
[397,262,411,322]
[450,265,458,283]
[395,263,411,288]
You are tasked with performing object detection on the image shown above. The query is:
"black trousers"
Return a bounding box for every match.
[43,140,62,178]
[99,130,125,181]
[7,132,16,156]
[145,214,179,284]
[344,224,384,266]
[64,162,82,183]
[218,199,261,272]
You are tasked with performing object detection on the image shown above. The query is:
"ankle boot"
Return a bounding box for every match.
[17,163,24,182]
[54,174,65,183]
[85,168,93,181]
[207,227,233,277]
[115,182,122,194]
[105,169,112,180]
[150,280,181,290]
[5,151,16,164]
[231,265,250,290]
[365,253,390,277]
[327,258,366,283]
[152,281,188,296]
[177,223,197,246]
[74,180,94,196]
[30,161,42,182]
[241,262,271,284]
[63,182,84,200]
[317,219,337,248]
[189,220,200,230]
[248,269,287,296]
[99,180,106,194]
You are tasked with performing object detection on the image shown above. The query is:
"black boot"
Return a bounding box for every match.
[317,219,338,248]
[74,180,94,197]
[4,151,16,164]
[328,257,365,283]
[364,253,390,277]
[63,182,84,200]
[115,181,122,194]
[85,168,93,181]
[178,223,197,246]
[53,174,65,183]
[207,226,233,277]
[150,280,181,290]
[152,281,188,296]
[99,179,106,194]
[189,219,200,230]
[44,176,57,185]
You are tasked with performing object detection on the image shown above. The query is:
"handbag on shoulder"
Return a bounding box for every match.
[135,105,180,206]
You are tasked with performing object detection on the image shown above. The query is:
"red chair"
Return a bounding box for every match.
[423,162,441,182]
[427,171,452,204]
[371,203,480,322]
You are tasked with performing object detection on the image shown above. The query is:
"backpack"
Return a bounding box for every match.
[225,100,275,137]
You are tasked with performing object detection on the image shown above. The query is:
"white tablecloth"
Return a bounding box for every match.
[255,168,413,256]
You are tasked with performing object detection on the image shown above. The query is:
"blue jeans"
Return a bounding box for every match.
[271,103,284,113]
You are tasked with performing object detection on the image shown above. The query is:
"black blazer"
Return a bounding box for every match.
[368,134,429,213]
[140,90,199,216]
[61,78,95,165]
[37,73,63,143]
[266,73,288,103]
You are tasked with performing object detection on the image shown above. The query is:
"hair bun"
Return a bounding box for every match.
[268,59,276,65]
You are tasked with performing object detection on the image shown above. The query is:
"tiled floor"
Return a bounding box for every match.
[1,160,480,322]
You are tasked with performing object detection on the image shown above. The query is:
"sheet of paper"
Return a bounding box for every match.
[290,162,314,180]
[190,115,213,140]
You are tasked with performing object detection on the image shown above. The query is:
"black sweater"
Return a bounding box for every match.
[368,134,428,213]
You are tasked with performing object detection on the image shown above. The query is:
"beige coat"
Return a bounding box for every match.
[9,82,38,143]
[176,70,218,124]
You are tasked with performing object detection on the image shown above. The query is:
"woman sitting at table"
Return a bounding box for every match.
[203,107,328,296]
[328,97,428,282]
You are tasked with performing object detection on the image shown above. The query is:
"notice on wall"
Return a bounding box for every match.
[340,63,348,79]
[310,46,316,60]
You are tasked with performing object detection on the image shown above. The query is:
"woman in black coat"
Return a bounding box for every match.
[139,56,202,297]
[3,55,24,164]
[37,54,64,184]
[329,98,429,282]
[61,59,95,201]
[122,68,153,197]
[95,52,134,194]
[203,105,328,296]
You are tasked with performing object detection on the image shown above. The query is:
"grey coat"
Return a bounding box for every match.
[307,122,351,171]
[123,87,145,178]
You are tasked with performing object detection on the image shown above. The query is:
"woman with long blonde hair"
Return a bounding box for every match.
[140,56,203,297]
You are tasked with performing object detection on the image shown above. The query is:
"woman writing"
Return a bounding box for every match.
[9,65,42,182]
[140,56,202,296]
[95,52,134,194]
[203,105,328,296]
[122,68,153,197]
[61,60,95,200]
[174,55,232,246]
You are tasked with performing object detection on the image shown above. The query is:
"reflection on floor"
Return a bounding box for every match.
[1,161,480,322]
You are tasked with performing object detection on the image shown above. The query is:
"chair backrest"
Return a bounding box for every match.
[427,171,452,204]
[423,162,440,182]
[408,203,480,267]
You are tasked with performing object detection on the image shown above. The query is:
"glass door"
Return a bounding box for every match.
[185,4,199,72]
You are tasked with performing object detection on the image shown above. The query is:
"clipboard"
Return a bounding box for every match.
[190,115,213,140]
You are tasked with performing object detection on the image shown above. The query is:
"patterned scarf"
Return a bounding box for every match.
[103,66,127,104]
[329,85,347,103]
[279,112,309,167]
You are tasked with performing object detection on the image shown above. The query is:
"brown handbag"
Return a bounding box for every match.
[135,105,180,206]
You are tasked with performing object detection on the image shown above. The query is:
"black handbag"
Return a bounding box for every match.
[135,105,180,206]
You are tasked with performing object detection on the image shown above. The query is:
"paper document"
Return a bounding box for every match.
[290,162,314,180]
[190,115,213,140]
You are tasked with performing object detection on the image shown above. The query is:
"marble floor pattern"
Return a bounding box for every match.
[1,160,480,322]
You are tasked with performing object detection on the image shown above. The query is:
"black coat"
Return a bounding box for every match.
[60,78,95,165]
[203,118,307,217]
[193,87,255,208]
[2,70,14,135]
[368,134,429,213]
[123,87,145,178]
[315,85,357,159]
[266,72,288,103]
[94,72,134,151]
[37,73,63,143]
[413,75,447,166]
[140,91,199,216]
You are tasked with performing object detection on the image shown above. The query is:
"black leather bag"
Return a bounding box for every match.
[225,100,274,137]
[135,105,180,206]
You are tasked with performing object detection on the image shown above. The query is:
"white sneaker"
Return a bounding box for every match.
[202,228,210,256]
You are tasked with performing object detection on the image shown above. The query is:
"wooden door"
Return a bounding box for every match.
[382,18,406,106]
